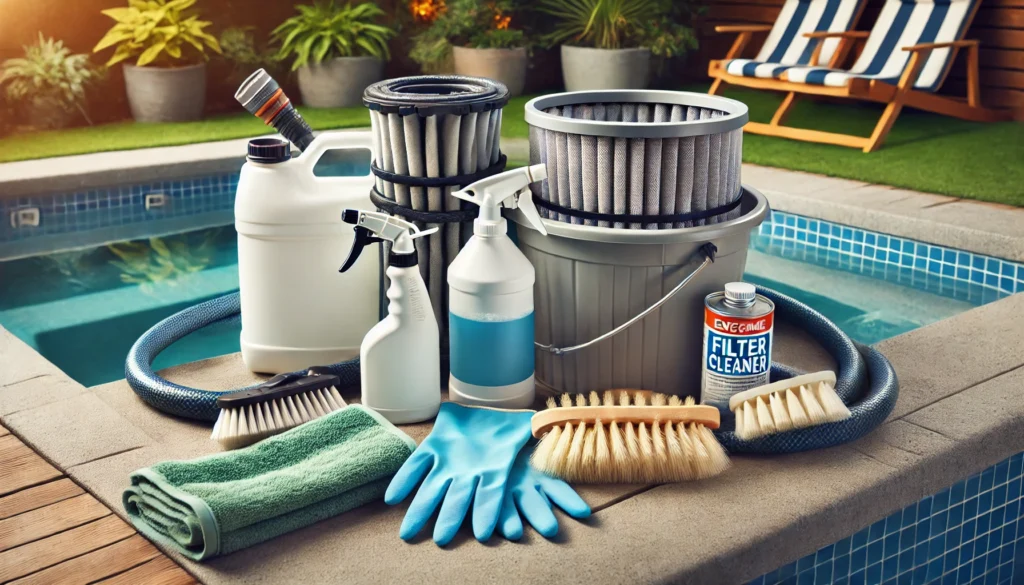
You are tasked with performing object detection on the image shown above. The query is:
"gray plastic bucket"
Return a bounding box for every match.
[513,185,769,398]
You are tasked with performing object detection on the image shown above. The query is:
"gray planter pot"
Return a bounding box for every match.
[452,47,528,97]
[123,62,207,123]
[560,46,651,91]
[297,57,384,108]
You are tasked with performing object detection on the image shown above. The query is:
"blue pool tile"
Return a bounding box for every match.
[929,247,943,260]
[900,527,916,551]
[853,529,868,551]
[914,541,928,566]
[814,563,832,584]
[972,557,986,579]
[878,235,889,249]
[816,544,835,564]
[1008,477,1021,501]
[994,461,1010,486]
[1000,262,1015,276]
[867,562,882,584]
[931,511,948,535]
[929,535,946,560]
[903,505,918,528]
[993,484,1007,506]
[986,258,999,273]
[884,533,900,557]
[966,494,981,518]
[882,556,898,581]
[898,549,914,574]
[750,575,766,585]
[982,468,996,492]
[852,544,867,569]
[980,491,994,513]
[849,569,865,585]
[797,568,814,585]
[949,503,964,527]
[798,553,816,573]
[896,571,912,585]
[943,250,956,263]
[945,550,959,573]
[952,481,966,503]
[964,518,978,541]
[885,511,903,535]
[927,558,944,582]
[835,554,850,578]
[779,562,797,579]
[918,497,932,519]
[868,539,884,563]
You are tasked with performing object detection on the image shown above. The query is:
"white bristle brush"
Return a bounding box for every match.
[530,390,730,483]
[729,371,850,441]
[210,371,346,449]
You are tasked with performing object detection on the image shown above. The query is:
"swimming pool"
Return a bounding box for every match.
[1,211,1022,387]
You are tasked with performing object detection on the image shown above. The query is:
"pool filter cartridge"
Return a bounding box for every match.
[701,282,774,415]
[525,91,748,229]
[362,76,510,356]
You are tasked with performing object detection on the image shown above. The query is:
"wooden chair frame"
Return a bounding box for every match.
[706,4,1011,152]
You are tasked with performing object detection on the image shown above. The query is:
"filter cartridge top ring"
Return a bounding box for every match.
[363,75,509,117]
[524,90,749,139]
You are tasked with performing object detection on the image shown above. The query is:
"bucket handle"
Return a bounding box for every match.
[535,243,718,357]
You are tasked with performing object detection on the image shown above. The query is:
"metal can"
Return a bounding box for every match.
[700,282,774,413]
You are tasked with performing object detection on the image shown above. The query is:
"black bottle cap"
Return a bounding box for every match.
[248,138,290,163]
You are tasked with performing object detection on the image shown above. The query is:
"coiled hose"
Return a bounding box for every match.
[124,292,359,421]
[715,286,899,454]
[125,287,897,453]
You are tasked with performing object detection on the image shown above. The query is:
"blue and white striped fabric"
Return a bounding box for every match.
[724,0,865,79]
[783,0,977,90]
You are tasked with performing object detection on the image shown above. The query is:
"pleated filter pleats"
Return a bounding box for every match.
[370,108,502,337]
[528,103,744,229]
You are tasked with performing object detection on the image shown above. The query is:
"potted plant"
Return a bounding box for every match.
[410,0,530,97]
[93,0,221,122]
[539,0,697,91]
[272,1,395,109]
[1,34,100,130]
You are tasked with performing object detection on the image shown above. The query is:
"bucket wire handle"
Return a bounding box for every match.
[535,243,718,357]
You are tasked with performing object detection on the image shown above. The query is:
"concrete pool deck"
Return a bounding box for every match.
[0,288,1022,584]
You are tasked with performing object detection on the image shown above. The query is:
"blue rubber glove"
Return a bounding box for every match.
[384,403,534,546]
[499,441,591,540]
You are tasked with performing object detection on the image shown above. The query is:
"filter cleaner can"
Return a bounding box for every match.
[701,282,774,414]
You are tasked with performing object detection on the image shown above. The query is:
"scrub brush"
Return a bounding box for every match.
[210,370,347,449]
[729,371,851,441]
[530,391,730,483]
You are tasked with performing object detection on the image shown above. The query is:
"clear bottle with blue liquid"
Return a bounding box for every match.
[447,165,549,409]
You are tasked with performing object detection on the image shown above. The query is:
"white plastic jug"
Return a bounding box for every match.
[235,131,379,374]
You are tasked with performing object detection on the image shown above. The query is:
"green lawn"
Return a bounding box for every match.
[1,90,1020,206]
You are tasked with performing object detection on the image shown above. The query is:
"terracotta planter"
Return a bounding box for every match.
[123,62,207,122]
[560,46,651,91]
[452,47,528,97]
[297,57,384,108]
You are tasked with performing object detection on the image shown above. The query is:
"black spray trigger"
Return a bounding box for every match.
[340,225,383,273]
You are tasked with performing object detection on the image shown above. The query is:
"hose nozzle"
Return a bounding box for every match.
[235,69,314,152]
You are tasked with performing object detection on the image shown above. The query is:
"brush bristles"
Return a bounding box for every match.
[210,386,346,449]
[531,391,730,483]
[733,381,851,441]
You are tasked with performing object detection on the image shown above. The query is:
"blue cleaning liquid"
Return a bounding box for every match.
[449,312,534,387]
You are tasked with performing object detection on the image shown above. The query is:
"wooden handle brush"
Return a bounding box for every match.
[530,390,730,484]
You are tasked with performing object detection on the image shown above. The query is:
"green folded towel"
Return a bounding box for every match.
[123,404,416,560]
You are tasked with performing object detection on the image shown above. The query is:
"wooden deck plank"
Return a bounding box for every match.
[0,426,10,437]
[11,535,161,585]
[0,515,135,582]
[0,494,111,552]
[0,479,84,520]
[0,435,62,497]
[96,556,198,585]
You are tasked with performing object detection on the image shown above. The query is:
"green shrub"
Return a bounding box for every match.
[410,0,529,72]
[1,34,100,129]
[93,0,222,67]
[271,1,396,71]
[537,0,697,57]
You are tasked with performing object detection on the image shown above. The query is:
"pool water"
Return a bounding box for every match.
[0,222,997,387]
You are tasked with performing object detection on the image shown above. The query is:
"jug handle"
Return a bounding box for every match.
[296,130,375,184]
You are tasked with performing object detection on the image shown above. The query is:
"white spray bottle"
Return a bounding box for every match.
[447,164,548,409]
[340,210,440,424]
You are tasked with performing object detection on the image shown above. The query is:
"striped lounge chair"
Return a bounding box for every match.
[708,0,869,94]
[714,0,1009,152]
